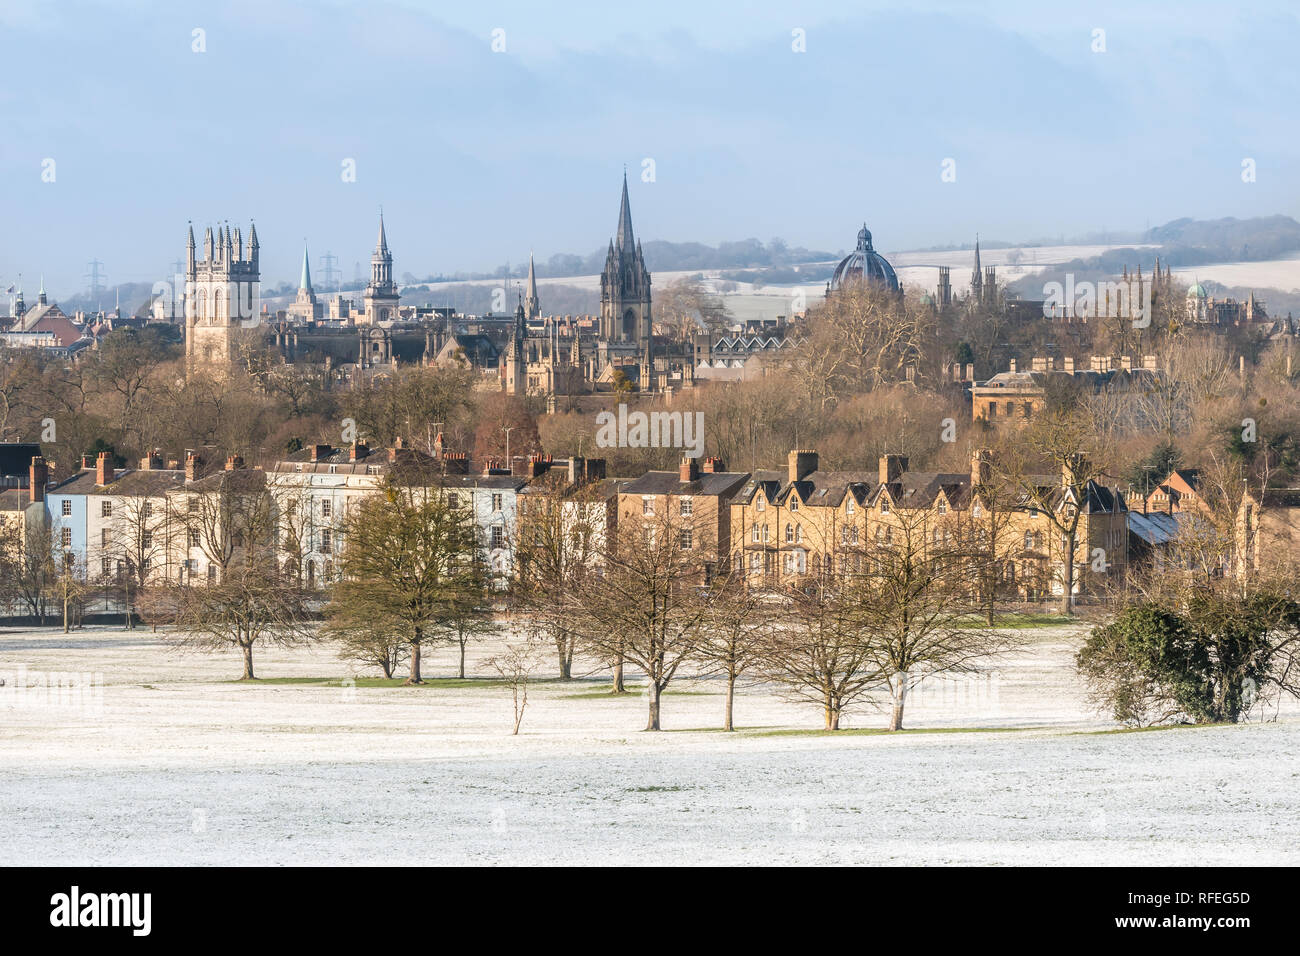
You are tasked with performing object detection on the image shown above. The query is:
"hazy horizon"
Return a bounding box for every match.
[4,0,1299,298]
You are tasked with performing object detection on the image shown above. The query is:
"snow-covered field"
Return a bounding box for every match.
[1,624,1297,866]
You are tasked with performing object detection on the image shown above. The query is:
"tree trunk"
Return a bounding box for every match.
[240,641,255,680]
[888,671,909,731]
[557,630,572,679]
[724,671,736,731]
[828,706,840,731]
[407,632,424,685]
[1060,538,1075,615]
[458,639,466,680]
[645,682,662,731]
[63,594,70,634]
[612,656,626,694]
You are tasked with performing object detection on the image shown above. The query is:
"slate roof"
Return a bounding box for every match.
[620,470,748,498]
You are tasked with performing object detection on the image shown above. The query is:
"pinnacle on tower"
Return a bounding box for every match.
[376,211,389,256]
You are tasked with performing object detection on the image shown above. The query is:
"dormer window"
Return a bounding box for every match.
[880,498,890,515]
[846,498,855,515]
[937,499,947,515]
[789,496,798,512]
[756,496,766,512]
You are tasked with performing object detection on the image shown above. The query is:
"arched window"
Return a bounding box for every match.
[785,523,793,543]
[795,524,803,543]
[752,524,760,542]
[214,288,225,319]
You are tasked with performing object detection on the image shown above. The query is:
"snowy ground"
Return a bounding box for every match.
[1,623,1298,866]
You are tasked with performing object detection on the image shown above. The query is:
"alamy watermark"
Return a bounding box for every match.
[0,665,104,716]
[595,404,705,458]
[1042,273,1152,328]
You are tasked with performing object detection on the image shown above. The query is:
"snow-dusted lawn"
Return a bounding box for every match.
[1,624,1297,865]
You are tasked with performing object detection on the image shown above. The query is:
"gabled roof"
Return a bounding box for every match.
[621,469,748,498]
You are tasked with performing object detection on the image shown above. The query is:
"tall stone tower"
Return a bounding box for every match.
[361,213,399,326]
[599,173,652,344]
[185,220,260,376]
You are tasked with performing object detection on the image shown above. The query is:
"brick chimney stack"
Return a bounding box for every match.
[701,457,725,474]
[225,455,244,471]
[349,441,369,462]
[787,449,819,484]
[29,457,48,504]
[679,455,700,483]
[879,454,908,486]
[185,453,203,482]
[95,452,114,486]
[309,444,333,462]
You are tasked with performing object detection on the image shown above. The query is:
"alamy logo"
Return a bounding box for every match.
[49,886,151,936]
[1042,274,1153,328]
[595,404,705,459]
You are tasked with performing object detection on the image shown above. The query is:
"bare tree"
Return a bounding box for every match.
[152,480,315,678]
[848,507,1011,730]
[572,508,714,730]
[760,574,883,730]
[511,479,606,678]
[487,637,545,735]
[165,560,316,680]
[992,396,1107,614]
[695,574,772,731]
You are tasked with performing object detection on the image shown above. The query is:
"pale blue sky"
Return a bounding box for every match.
[3,0,1297,296]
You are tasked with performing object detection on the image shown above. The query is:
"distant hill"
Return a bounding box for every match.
[1005,214,1300,301]
[1143,215,1300,260]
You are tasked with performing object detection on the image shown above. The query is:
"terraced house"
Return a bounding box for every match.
[617,456,748,582]
[725,447,1130,603]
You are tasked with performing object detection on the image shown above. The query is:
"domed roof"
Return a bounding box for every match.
[1187,283,1208,298]
[830,223,899,292]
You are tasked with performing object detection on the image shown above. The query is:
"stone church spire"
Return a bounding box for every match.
[616,171,635,252]
[525,253,540,321]
[299,243,313,294]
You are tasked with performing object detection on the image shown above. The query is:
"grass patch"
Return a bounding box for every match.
[561,683,645,699]
[1077,721,1239,736]
[953,612,1077,629]
[559,683,716,700]
[225,676,553,690]
[747,725,1039,738]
